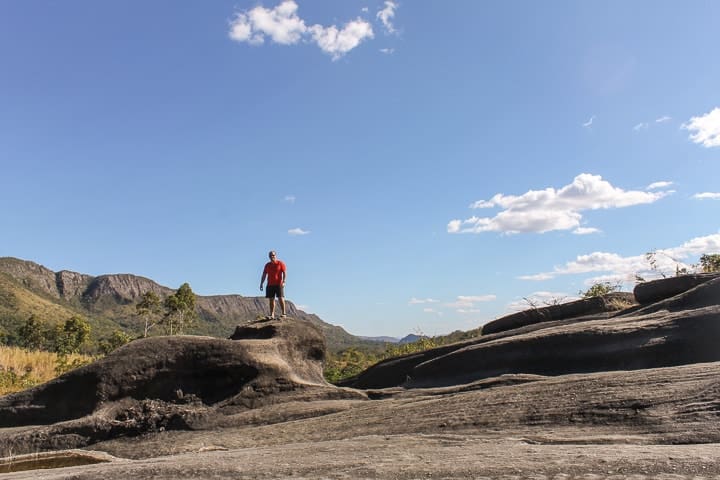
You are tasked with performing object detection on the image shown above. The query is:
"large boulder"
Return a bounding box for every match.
[0,317,329,428]
[407,304,720,388]
[633,273,720,305]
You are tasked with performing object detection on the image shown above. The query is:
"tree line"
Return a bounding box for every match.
[9,283,198,359]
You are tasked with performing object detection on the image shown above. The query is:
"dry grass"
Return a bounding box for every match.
[607,297,637,311]
[0,345,93,395]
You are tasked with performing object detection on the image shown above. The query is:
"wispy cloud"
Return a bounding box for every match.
[582,115,595,128]
[409,297,440,305]
[288,227,310,235]
[647,181,673,190]
[520,232,720,283]
[379,47,395,55]
[656,116,672,123]
[376,1,398,34]
[633,122,649,131]
[284,195,296,203]
[517,272,555,281]
[694,192,720,200]
[683,107,720,148]
[444,295,496,310]
[423,308,443,316]
[229,1,374,60]
[573,227,601,235]
[448,173,671,235]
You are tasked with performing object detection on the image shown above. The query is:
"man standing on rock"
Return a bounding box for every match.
[260,250,287,319]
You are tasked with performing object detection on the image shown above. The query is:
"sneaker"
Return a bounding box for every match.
[280,314,287,319]
[264,315,275,320]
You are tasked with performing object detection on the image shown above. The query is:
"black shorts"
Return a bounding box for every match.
[266,285,284,298]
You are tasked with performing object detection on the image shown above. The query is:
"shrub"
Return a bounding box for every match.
[699,254,720,273]
[53,316,91,355]
[579,282,621,298]
[99,330,133,355]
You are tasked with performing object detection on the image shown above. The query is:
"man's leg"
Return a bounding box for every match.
[279,297,286,316]
[268,296,275,318]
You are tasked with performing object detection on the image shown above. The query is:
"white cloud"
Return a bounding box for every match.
[670,233,720,258]
[288,227,310,236]
[458,295,496,303]
[633,122,649,131]
[380,47,395,55]
[694,192,720,200]
[423,308,443,316]
[376,1,398,34]
[573,227,601,235]
[309,19,374,61]
[683,107,720,148]
[656,116,672,123]
[520,232,720,282]
[229,1,307,45]
[229,1,374,60]
[448,173,671,235]
[409,297,440,305]
[647,181,673,190]
[582,115,595,128]
[517,272,555,281]
[362,7,369,13]
[445,295,496,309]
[284,195,296,203]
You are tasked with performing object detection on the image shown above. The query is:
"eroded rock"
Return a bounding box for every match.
[0,318,347,429]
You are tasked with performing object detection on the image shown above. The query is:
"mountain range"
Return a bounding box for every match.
[0,257,382,352]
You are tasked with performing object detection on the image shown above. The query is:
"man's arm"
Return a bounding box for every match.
[260,270,267,291]
[282,263,287,285]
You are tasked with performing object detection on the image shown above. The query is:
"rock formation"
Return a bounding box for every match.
[341,274,720,389]
[1,273,720,478]
[0,317,364,453]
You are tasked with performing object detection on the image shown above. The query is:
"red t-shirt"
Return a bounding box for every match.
[264,260,286,286]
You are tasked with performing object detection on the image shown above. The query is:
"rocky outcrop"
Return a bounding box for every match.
[2,270,720,476]
[633,272,720,305]
[0,258,59,298]
[407,304,720,388]
[0,317,364,454]
[82,274,171,305]
[343,276,720,390]
[55,270,93,300]
[628,275,720,315]
[0,318,333,428]
[482,292,636,335]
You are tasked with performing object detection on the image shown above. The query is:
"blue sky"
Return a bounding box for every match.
[1,1,719,338]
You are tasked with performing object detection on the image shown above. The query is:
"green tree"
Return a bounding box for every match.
[163,283,197,335]
[136,291,162,337]
[99,330,133,355]
[17,315,49,351]
[54,316,91,355]
[699,254,720,273]
[579,281,621,298]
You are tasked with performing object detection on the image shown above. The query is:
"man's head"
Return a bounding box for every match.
[268,251,277,260]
